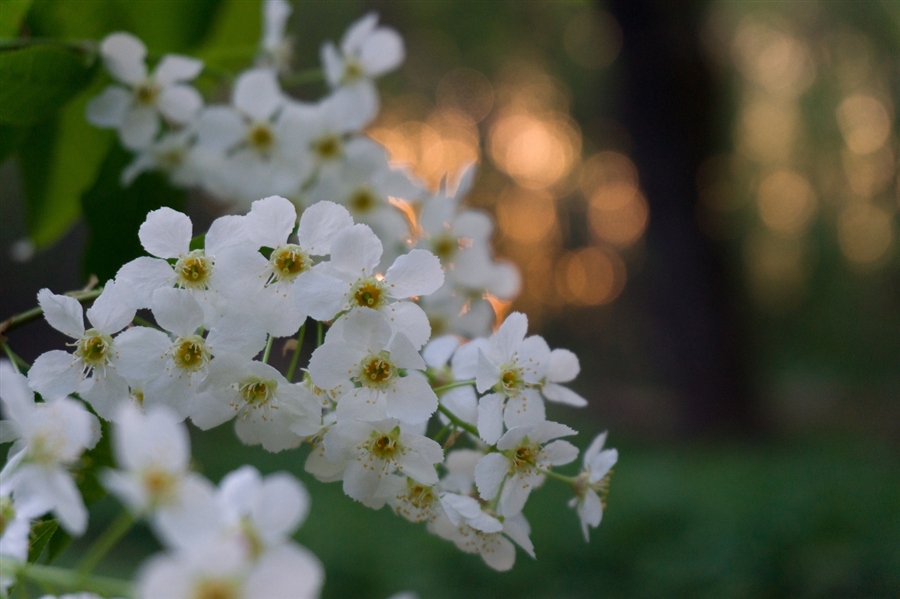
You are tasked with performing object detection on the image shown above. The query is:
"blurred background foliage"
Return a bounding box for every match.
[1,0,898,597]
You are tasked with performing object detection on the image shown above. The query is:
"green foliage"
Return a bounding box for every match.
[5,0,227,252]
[0,0,33,38]
[82,144,186,283]
[17,77,114,248]
[0,45,96,126]
[27,519,58,562]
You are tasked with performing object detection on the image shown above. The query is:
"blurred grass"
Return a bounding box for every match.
[66,427,899,599]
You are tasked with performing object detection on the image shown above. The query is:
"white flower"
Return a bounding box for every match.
[137,536,323,599]
[114,207,249,320]
[193,355,321,452]
[216,466,310,559]
[87,32,203,149]
[114,288,267,418]
[121,128,201,187]
[102,404,221,550]
[27,284,135,419]
[0,362,99,535]
[259,0,293,72]
[295,223,444,349]
[321,13,404,88]
[429,496,534,572]
[307,309,437,424]
[216,196,353,338]
[323,418,442,505]
[570,432,617,542]
[474,420,578,517]
[195,68,311,203]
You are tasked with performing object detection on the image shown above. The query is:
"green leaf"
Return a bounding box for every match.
[0,45,97,126]
[26,0,224,53]
[0,0,33,38]
[17,76,113,248]
[45,527,71,563]
[27,519,59,562]
[196,0,262,70]
[82,144,186,283]
[0,123,27,161]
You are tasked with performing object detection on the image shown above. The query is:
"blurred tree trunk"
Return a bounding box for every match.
[608,0,760,436]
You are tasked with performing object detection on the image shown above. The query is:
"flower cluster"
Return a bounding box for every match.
[1,1,618,596]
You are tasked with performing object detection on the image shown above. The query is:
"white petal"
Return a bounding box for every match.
[253,472,310,540]
[233,68,282,121]
[115,257,174,309]
[542,382,587,407]
[386,375,437,424]
[37,288,84,338]
[151,288,204,337]
[206,315,268,359]
[422,335,458,369]
[387,331,425,371]
[120,105,159,150]
[382,301,431,350]
[504,515,536,557]
[86,282,135,333]
[100,32,147,85]
[246,544,324,599]
[113,326,170,381]
[157,84,203,124]
[205,214,250,254]
[246,195,296,247]
[320,42,343,87]
[547,348,580,383]
[307,342,360,390]
[384,249,444,299]
[480,536,515,571]
[477,393,504,445]
[503,390,545,430]
[492,312,528,360]
[341,13,379,53]
[579,489,603,541]
[85,86,131,128]
[293,268,350,321]
[296,201,354,255]
[196,106,246,150]
[328,224,382,277]
[139,207,191,259]
[153,55,203,86]
[474,453,509,502]
[360,28,404,77]
[543,440,579,466]
[27,350,81,399]
[588,448,618,483]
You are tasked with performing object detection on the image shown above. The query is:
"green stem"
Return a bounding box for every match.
[285,323,306,382]
[317,321,324,347]
[131,315,158,329]
[433,423,452,443]
[76,510,135,580]
[437,403,479,437]
[538,468,578,485]
[1,341,22,374]
[9,563,133,598]
[262,335,274,364]
[432,379,476,394]
[489,477,506,512]
[0,289,103,337]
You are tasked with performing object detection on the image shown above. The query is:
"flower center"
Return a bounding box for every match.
[431,235,458,261]
[361,356,393,385]
[368,427,401,459]
[343,59,364,82]
[269,245,310,282]
[134,80,160,105]
[313,134,342,160]
[239,377,277,406]
[172,335,210,372]
[247,122,275,152]
[75,328,114,369]
[143,468,178,505]
[175,250,213,290]
[192,579,239,599]
[498,365,524,395]
[507,441,541,473]
[352,278,385,309]
[159,147,184,168]
[349,187,377,213]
